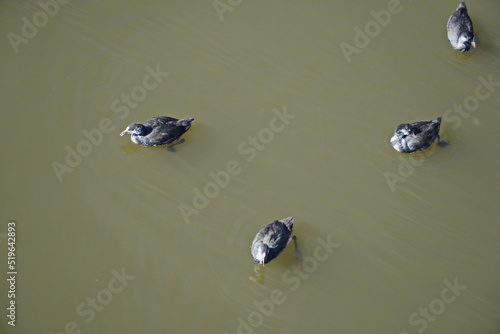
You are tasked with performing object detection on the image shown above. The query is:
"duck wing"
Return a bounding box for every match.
[447,3,473,35]
[410,118,440,136]
[256,221,291,249]
[142,116,179,128]
[143,117,189,145]
[457,10,473,34]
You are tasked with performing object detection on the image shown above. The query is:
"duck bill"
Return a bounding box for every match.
[120,128,130,136]
[471,41,476,48]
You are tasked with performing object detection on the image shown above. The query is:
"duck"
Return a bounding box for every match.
[120,116,194,147]
[390,117,442,153]
[251,216,294,265]
[447,2,475,52]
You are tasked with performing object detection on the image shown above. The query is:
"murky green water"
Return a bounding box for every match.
[1,0,500,333]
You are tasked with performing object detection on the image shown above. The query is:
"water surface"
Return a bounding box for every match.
[1,1,500,333]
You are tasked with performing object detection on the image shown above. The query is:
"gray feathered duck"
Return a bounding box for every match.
[120,116,194,147]
[447,2,475,52]
[251,217,294,265]
[390,117,442,153]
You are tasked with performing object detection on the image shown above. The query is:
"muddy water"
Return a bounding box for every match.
[1,0,500,333]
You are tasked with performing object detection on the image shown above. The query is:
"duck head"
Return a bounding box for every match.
[254,243,269,265]
[390,124,414,153]
[120,123,147,136]
[456,32,475,52]
[393,123,413,138]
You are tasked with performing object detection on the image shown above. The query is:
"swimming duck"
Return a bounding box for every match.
[447,2,475,52]
[390,117,442,153]
[251,216,294,265]
[120,116,194,147]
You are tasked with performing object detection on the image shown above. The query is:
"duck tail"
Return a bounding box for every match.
[178,117,194,127]
[458,2,467,10]
[280,216,294,231]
